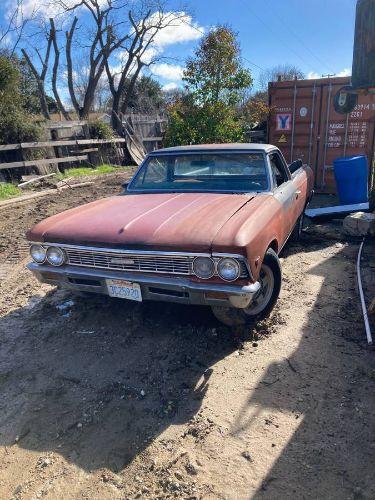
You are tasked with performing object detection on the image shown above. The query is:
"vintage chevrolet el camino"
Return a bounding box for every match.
[26,144,313,325]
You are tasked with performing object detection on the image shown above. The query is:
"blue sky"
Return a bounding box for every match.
[160,0,357,90]
[2,0,357,95]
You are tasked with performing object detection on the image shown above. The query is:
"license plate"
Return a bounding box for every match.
[106,279,142,302]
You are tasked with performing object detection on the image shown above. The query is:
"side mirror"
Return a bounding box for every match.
[289,159,303,174]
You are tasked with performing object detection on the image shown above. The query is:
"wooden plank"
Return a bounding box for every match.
[21,140,78,148]
[0,144,21,151]
[0,189,57,208]
[43,120,87,129]
[0,155,88,170]
[72,148,98,153]
[18,173,56,188]
[0,181,94,210]
[132,119,166,124]
[0,137,126,152]
[77,138,126,145]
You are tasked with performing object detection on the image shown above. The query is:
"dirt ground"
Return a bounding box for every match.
[0,173,374,500]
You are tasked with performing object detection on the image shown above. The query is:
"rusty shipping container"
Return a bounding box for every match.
[268,76,375,193]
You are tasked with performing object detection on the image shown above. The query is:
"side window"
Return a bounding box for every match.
[269,152,288,188]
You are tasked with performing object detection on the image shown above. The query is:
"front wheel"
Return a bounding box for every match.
[211,248,282,326]
[290,212,304,242]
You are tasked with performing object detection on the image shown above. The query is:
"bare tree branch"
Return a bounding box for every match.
[0,0,33,55]
[21,29,53,120]
[50,18,71,120]
[66,16,81,114]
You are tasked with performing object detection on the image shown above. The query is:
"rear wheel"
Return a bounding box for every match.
[211,248,282,326]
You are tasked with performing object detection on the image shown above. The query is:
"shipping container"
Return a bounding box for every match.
[268,76,375,193]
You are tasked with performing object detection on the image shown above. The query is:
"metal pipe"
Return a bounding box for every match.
[357,237,373,345]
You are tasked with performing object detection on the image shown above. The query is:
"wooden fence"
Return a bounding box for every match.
[0,113,167,181]
[124,113,166,153]
[0,137,127,180]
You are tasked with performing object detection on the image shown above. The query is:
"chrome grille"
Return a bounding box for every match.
[238,260,248,278]
[65,248,192,275]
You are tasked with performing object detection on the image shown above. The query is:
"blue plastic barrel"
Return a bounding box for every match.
[333,155,368,205]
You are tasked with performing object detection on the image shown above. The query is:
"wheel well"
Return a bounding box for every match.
[268,239,279,254]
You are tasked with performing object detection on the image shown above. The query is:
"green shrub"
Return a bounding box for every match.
[164,98,244,146]
[58,164,121,178]
[0,56,41,145]
[0,183,21,200]
[88,120,114,140]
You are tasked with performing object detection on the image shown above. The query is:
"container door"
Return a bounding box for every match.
[268,82,320,174]
[315,83,375,193]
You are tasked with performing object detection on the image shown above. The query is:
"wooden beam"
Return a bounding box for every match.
[0,155,88,170]
[0,138,126,152]
[18,173,56,188]
[71,148,98,153]
[76,138,126,145]
[43,120,87,129]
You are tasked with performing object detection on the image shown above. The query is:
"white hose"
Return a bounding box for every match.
[356,238,373,345]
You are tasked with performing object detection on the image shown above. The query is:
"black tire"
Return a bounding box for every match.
[211,248,282,326]
[290,212,304,242]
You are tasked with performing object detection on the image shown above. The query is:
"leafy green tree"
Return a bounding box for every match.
[123,76,164,114]
[18,57,41,115]
[18,58,58,115]
[0,56,41,144]
[241,90,271,127]
[183,26,252,106]
[165,27,252,146]
[165,96,244,146]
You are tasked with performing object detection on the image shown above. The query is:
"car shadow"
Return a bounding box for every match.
[0,289,246,473]
[231,239,375,498]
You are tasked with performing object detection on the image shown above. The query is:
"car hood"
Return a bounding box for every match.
[27,192,256,252]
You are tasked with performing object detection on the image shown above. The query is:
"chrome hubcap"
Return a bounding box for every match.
[244,264,274,316]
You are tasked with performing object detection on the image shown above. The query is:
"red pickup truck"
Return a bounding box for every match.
[26,144,313,325]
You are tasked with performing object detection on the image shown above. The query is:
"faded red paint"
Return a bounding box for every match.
[27,192,255,253]
[27,145,313,282]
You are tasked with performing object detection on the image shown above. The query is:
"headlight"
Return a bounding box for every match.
[46,246,65,266]
[217,257,240,281]
[30,244,46,264]
[193,256,215,279]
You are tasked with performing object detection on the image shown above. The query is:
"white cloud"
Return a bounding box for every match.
[139,12,204,67]
[306,71,321,79]
[336,68,351,77]
[306,68,351,80]
[148,12,203,49]
[7,0,108,18]
[162,82,179,92]
[152,63,184,81]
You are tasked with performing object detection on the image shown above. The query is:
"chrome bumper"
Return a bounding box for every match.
[27,263,260,309]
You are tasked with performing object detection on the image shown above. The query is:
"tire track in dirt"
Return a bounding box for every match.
[0,182,374,499]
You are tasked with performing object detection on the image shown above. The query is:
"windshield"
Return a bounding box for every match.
[128,152,269,193]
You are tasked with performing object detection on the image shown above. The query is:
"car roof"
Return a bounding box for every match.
[152,143,278,154]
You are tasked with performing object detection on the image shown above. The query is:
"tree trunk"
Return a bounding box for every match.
[21,49,50,120]
[50,18,71,121]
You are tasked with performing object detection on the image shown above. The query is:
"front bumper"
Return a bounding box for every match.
[27,263,261,309]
